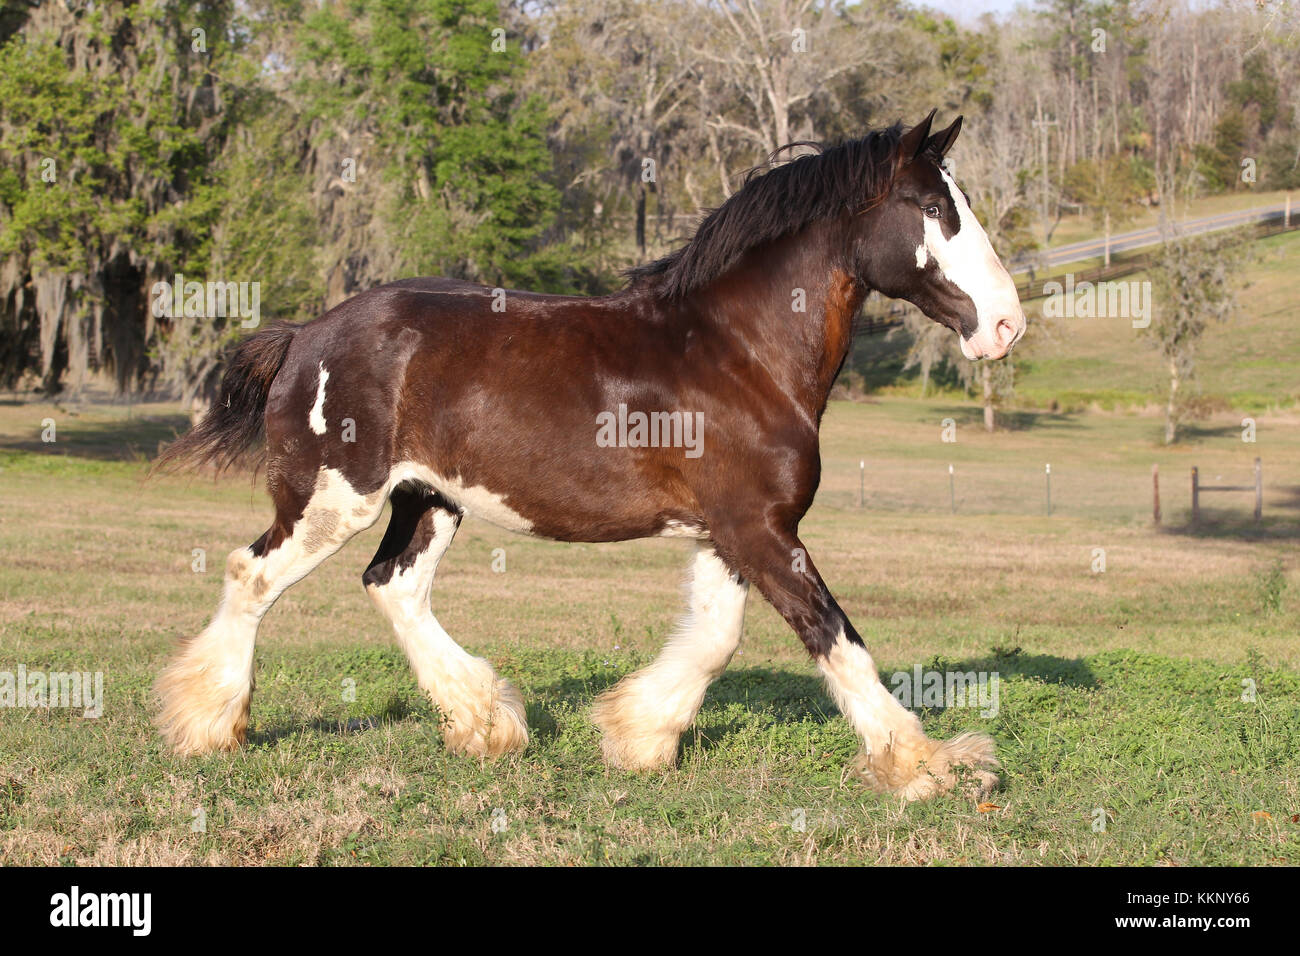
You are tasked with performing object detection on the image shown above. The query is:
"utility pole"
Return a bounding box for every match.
[1032,100,1059,245]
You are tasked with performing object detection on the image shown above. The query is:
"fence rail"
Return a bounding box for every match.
[1191,457,1263,524]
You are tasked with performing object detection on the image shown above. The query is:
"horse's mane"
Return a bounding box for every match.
[624,123,905,300]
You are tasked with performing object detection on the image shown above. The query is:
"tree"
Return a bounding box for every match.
[1143,229,1252,444]
[0,0,245,394]
[296,0,561,288]
[898,306,1014,431]
[691,0,916,189]
[530,0,697,256]
[1063,154,1145,264]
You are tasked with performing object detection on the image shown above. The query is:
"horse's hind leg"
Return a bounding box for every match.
[592,542,749,769]
[363,484,528,757]
[156,467,387,755]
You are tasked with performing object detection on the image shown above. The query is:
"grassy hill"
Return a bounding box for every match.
[1016,229,1300,412]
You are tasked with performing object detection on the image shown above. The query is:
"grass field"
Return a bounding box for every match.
[1,393,1296,866]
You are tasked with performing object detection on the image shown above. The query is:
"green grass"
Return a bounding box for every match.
[1,397,1298,865]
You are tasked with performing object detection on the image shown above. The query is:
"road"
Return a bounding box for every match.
[1010,200,1293,273]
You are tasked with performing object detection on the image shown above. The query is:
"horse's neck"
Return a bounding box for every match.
[694,224,864,420]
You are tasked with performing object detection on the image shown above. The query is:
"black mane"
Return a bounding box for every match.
[624,123,905,300]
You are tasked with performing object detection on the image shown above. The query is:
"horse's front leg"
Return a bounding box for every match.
[713,520,998,802]
[592,541,749,770]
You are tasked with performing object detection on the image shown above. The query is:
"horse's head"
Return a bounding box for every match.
[857,112,1026,361]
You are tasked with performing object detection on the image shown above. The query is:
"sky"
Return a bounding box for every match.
[914,0,1030,24]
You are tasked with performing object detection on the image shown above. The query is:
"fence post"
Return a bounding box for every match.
[1287,193,1292,230]
[1254,457,1263,522]
[1191,466,1199,524]
[1152,464,1160,526]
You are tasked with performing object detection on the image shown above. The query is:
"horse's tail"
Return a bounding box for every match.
[153,322,299,475]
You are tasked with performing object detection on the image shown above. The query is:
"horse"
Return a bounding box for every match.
[154,110,1025,801]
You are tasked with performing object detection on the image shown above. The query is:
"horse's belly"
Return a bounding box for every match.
[386,460,704,543]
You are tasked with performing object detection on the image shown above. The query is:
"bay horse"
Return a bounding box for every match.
[155,111,1025,801]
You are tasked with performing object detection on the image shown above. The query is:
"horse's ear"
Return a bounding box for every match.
[898,109,938,164]
[926,115,963,159]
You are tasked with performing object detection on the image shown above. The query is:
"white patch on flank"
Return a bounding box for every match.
[915,242,928,270]
[922,168,1024,358]
[308,362,329,435]
[388,462,535,535]
[592,544,749,768]
[659,519,708,539]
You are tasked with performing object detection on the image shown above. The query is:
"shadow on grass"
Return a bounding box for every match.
[1158,480,1300,540]
[243,647,1100,751]
[527,650,1099,753]
[249,694,429,747]
[1144,469,1300,537]
[0,411,191,462]
[1158,514,1300,541]
[946,650,1098,690]
[1176,422,1248,443]
[930,404,1084,433]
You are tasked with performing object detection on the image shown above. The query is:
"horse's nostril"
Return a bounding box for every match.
[996,318,1019,346]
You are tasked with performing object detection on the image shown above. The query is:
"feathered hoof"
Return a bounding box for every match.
[439,676,529,758]
[852,731,999,802]
[155,650,251,756]
[590,677,681,771]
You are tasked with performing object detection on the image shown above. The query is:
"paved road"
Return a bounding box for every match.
[1010,201,1293,273]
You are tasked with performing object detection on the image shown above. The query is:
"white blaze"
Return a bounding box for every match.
[922,169,1024,359]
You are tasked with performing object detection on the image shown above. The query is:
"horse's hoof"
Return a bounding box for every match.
[852,731,999,802]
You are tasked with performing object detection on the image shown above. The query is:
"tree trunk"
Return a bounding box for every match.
[983,363,995,432]
[1164,359,1179,444]
[635,183,647,256]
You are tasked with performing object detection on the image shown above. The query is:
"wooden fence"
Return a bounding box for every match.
[1191,458,1263,524]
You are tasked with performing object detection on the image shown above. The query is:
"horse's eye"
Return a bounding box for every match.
[923,204,942,219]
